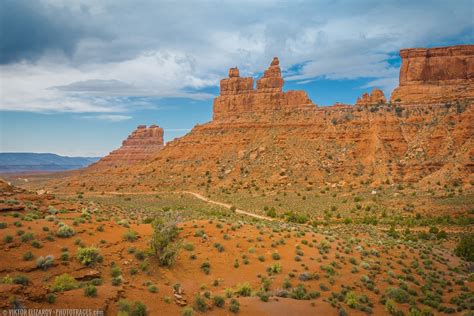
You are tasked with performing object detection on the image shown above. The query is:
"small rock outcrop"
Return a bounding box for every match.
[93,125,164,168]
[390,45,474,104]
[356,88,387,106]
[213,57,315,120]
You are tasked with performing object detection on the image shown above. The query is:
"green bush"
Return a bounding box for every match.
[193,294,207,312]
[386,287,410,304]
[229,299,240,313]
[51,274,78,292]
[13,275,30,286]
[235,283,252,297]
[200,261,211,274]
[22,251,34,261]
[56,224,76,238]
[76,247,101,266]
[36,255,54,270]
[150,216,181,267]
[84,285,97,297]
[46,293,56,304]
[213,295,225,307]
[181,307,194,316]
[455,233,474,262]
[123,230,139,242]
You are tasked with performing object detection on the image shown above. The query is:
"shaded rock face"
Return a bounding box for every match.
[356,89,387,106]
[390,45,474,104]
[93,125,164,168]
[213,57,315,120]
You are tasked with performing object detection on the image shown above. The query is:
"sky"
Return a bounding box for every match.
[0,0,472,156]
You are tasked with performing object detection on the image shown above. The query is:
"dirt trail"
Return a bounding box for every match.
[181,191,274,221]
[65,190,274,222]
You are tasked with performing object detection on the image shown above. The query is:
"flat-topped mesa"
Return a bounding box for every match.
[92,125,164,168]
[213,57,315,120]
[390,45,474,104]
[356,88,387,106]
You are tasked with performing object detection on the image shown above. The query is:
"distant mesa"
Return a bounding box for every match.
[92,124,164,168]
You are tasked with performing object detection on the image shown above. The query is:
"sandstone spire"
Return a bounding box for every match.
[256,57,284,92]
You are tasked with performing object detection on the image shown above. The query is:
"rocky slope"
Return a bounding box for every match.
[36,45,474,193]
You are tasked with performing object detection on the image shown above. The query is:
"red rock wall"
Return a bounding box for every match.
[390,45,474,104]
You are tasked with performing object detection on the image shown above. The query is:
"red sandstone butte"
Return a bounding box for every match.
[390,45,474,104]
[92,125,164,168]
[213,57,315,120]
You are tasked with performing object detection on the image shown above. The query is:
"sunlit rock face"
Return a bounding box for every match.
[390,45,474,104]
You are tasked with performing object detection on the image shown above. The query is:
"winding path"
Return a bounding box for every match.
[181,191,274,221]
[75,190,274,222]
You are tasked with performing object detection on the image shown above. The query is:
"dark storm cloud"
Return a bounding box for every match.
[0,0,104,64]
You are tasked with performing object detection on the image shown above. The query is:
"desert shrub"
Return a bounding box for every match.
[123,230,139,242]
[51,274,78,292]
[0,222,7,229]
[148,284,158,293]
[201,261,211,275]
[386,287,410,303]
[235,283,252,297]
[76,247,101,266]
[111,265,122,277]
[272,252,281,260]
[150,215,181,267]
[454,233,474,262]
[229,298,240,313]
[84,285,97,297]
[46,293,56,304]
[36,255,54,270]
[4,235,13,243]
[183,242,194,251]
[129,301,147,316]
[13,275,30,286]
[267,263,282,275]
[22,251,34,261]
[181,307,194,316]
[214,242,225,252]
[56,224,76,238]
[193,294,207,312]
[213,295,225,307]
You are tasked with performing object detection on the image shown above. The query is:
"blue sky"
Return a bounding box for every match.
[0,0,472,156]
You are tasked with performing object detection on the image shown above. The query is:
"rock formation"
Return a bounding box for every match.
[356,88,387,106]
[92,125,164,168]
[213,57,315,120]
[38,46,474,192]
[390,45,474,104]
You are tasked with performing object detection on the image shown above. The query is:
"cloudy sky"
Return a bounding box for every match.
[0,0,472,156]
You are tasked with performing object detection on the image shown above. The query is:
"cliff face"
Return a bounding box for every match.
[92,125,164,168]
[390,45,474,104]
[45,46,474,192]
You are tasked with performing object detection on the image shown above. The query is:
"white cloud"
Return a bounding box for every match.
[80,114,132,122]
[1,0,472,113]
